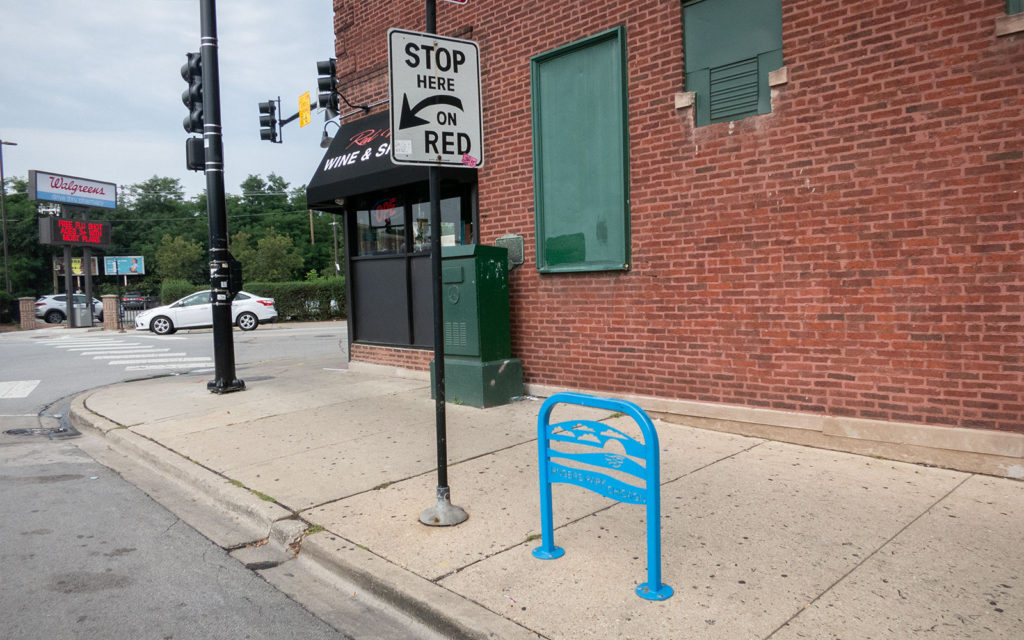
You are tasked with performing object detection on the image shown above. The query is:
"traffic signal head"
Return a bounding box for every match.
[316,58,339,118]
[181,52,204,134]
[258,100,278,142]
[185,136,205,172]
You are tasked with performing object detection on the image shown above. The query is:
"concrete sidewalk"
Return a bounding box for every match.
[69,356,1023,639]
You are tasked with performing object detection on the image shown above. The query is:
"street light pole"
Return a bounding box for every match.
[0,139,16,293]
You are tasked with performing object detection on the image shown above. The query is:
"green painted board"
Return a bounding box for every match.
[531,27,630,272]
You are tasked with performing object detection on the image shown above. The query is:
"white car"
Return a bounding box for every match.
[35,293,104,324]
[135,290,277,335]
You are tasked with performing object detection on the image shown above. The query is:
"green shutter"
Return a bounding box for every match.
[1009,0,1024,15]
[709,58,759,122]
[684,0,783,127]
[531,27,630,272]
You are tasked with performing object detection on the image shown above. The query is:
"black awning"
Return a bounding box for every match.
[305,110,474,212]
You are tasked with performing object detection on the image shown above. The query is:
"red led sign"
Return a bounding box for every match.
[38,216,112,247]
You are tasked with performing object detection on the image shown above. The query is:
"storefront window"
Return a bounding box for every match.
[411,196,469,253]
[355,195,406,255]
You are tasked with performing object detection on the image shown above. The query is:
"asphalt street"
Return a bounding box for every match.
[0,434,350,640]
[1,322,446,640]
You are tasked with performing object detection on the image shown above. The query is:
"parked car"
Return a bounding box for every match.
[35,294,104,324]
[120,291,148,310]
[135,290,277,335]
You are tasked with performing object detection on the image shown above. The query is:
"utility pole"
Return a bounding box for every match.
[198,0,243,394]
[0,139,15,293]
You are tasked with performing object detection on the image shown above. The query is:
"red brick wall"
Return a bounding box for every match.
[334,0,1024,432]
[351,343,433,371]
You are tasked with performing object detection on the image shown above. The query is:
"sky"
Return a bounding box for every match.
[0,0,337,200]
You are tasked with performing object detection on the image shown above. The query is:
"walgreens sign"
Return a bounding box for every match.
[28,170,117,210]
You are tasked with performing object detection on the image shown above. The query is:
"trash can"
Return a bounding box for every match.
[73,303,93,327]
[431,244,523,408]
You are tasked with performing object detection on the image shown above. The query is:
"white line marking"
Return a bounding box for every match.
[124,364,211,371]
[81,348,172,355]
[92,350,184,360]
[108,357,211,365]
[92,351,180,359]
[78,348,170,356]
[0,380,41,399]
[67,344,143,351]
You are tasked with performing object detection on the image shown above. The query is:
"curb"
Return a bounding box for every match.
[68,389,540,640]
[299,533,542,640]
[68,391,293,547]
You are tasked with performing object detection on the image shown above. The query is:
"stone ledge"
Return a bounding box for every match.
[995,13,1024,37]
[524,381,1023,479]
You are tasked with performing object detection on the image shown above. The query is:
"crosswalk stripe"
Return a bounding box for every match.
[107,357,211,365]
[78,348,169,355]
[67,344,144,351]
[0,380,41,399]
[92,351,180,360]
[43,337,212,372]
[124,364,214,371]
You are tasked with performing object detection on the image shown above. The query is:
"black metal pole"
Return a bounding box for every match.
[0,139,13,294]
[419,0,466,526]
[429,166,447,490]
[63,243,73,328]
[82,210,93,325]
[200,0,244,394]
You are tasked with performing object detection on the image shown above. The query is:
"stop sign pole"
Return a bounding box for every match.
[419,0,467,527]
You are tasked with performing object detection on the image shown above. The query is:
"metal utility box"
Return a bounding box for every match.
[431,244,523,408]
[72,303,93,327]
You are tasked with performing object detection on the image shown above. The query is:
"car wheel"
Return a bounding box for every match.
[150,316,175,335]
[44,310,65,324]
[237,311,259,331]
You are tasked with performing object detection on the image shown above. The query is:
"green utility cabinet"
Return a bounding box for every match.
[431,244,523,408]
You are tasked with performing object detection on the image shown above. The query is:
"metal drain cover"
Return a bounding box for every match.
[4,425,80,438]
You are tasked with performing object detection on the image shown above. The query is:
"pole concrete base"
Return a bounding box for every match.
[419,486,468,527]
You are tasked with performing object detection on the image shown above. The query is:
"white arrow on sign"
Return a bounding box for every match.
[387,28,484,168]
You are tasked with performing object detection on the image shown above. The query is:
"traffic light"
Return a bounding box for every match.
[185,136,205,172]
[258,100,279,142]
[317,58,339,119]
[181,52,204,134]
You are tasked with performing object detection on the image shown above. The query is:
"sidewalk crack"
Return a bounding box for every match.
[761,472,975,639]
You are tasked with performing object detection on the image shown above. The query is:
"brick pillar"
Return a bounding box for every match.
[18,297,37,330]
[101,295,119,331]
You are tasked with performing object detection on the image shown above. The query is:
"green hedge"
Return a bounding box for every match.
[160,279,206,305]
[243,277,346,321]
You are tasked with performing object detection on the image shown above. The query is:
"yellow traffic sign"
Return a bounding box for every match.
[299,91,311,128]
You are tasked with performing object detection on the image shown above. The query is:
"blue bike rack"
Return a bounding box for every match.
[533,392,673,601]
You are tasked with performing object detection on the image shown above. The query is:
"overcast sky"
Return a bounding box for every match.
[0,0,336,200]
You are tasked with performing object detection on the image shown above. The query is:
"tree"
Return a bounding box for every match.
[2,177,55,296]
[230,227,303,282]
[154,234,204,282]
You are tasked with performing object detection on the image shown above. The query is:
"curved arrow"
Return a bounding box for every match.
[399,94,464,129]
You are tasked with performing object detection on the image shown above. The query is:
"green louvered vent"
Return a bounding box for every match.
[709,57,759,123]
